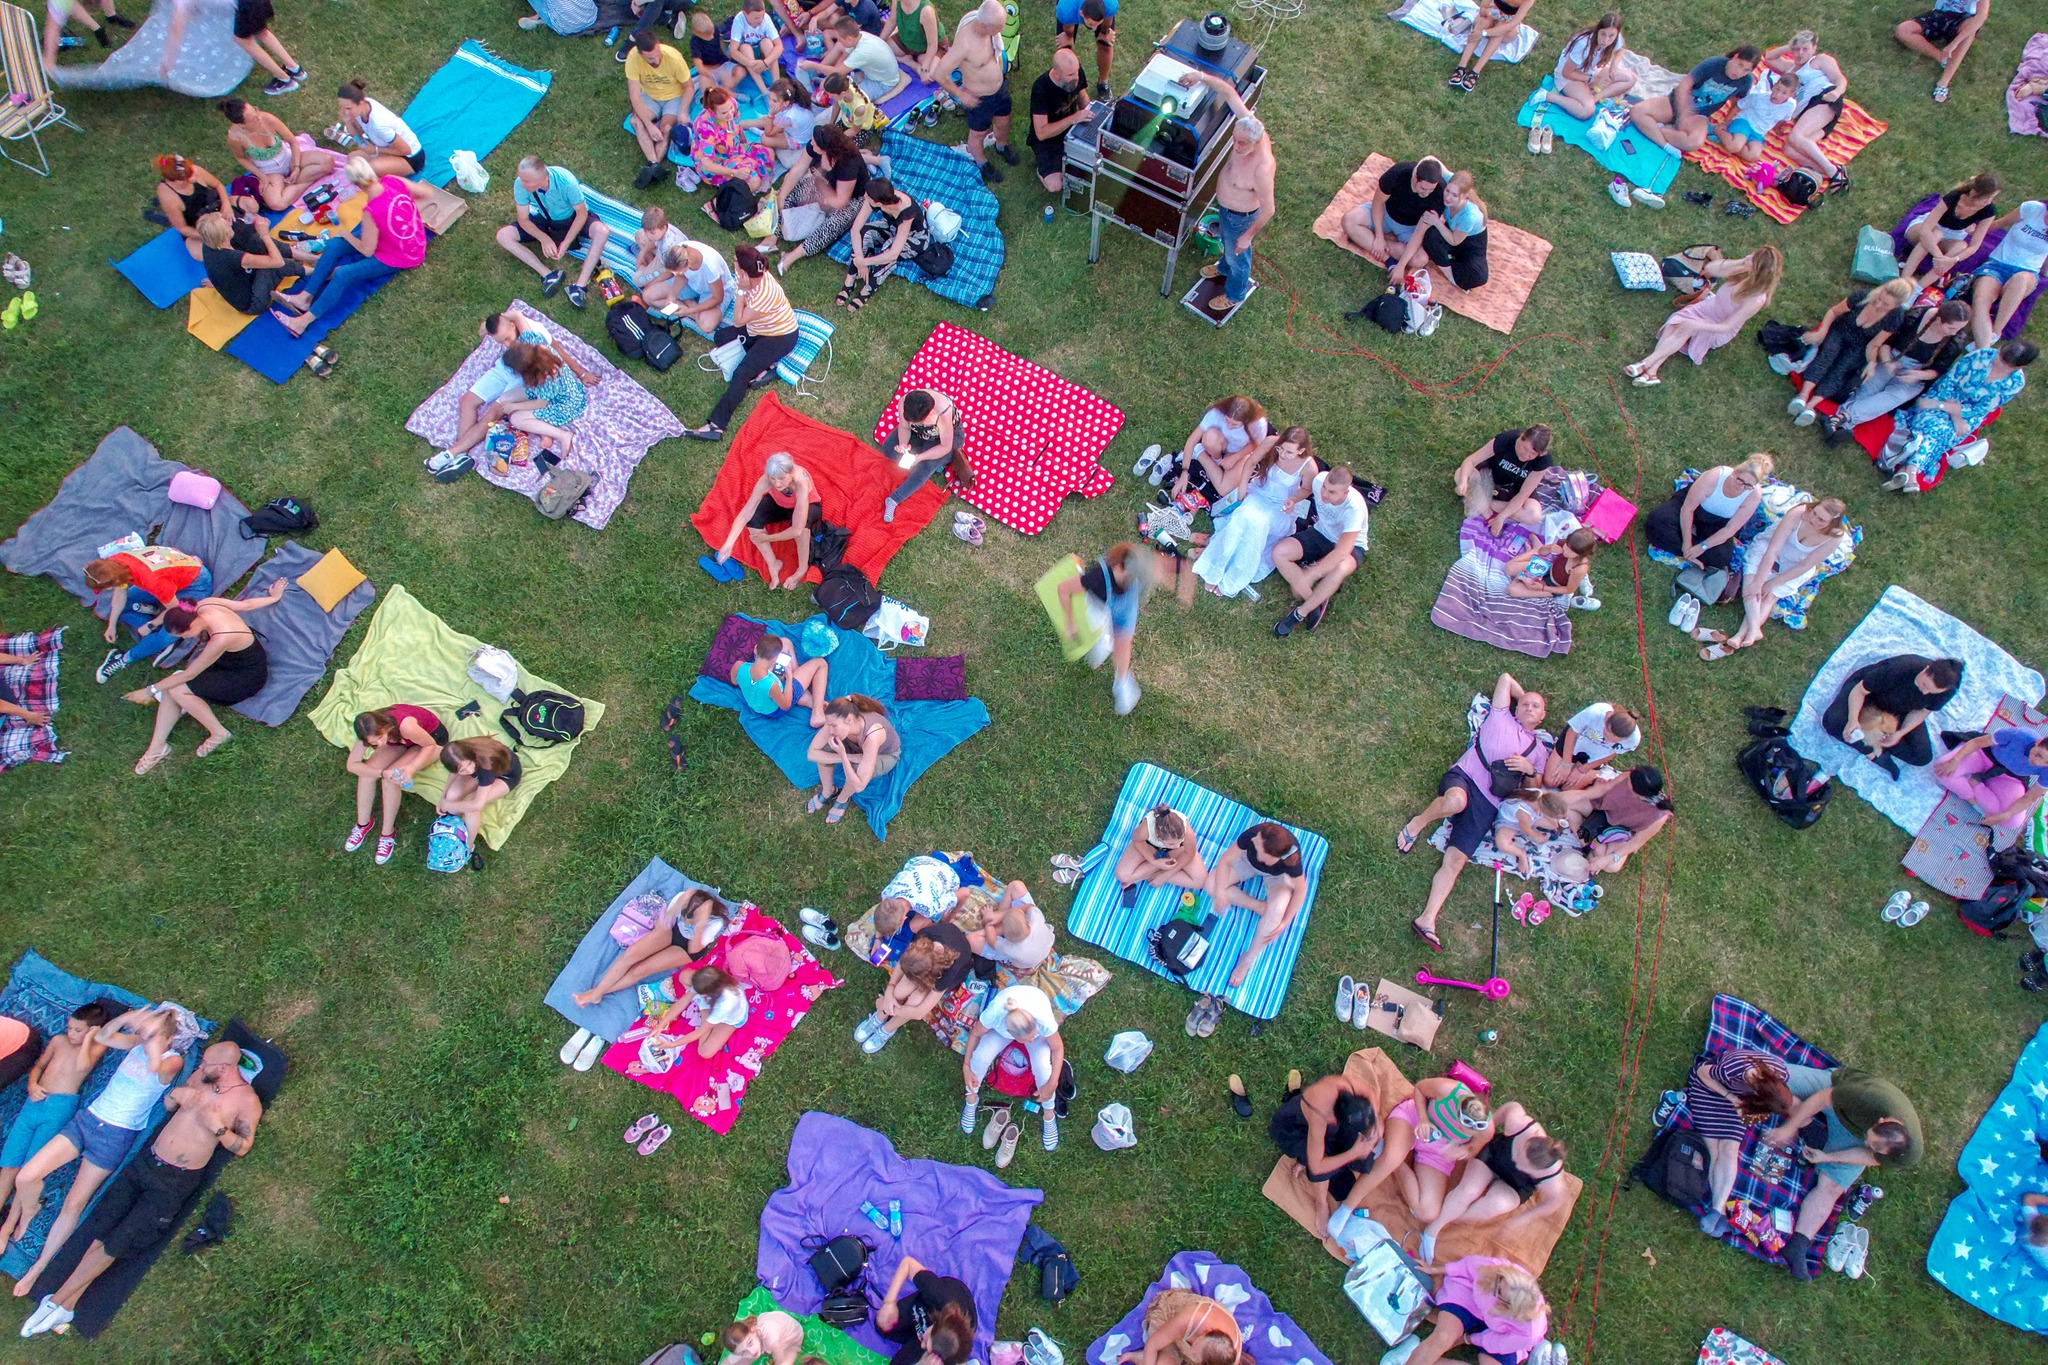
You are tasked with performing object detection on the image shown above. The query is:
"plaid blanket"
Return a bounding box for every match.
[1644,470,1860,630]
[1650,994,1850,1267]
[827,129,1004,310]
[0,628,66,772]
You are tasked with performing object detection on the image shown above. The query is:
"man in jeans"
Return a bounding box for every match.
[1760,1064,1922,1281]
[1174,68,1274,315]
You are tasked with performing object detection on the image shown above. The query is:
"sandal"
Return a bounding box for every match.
[666,734,687,771]
[826,800,849,824]
[195,731,233,758]
[1699,642,1737,661]
[1932,84,1950,104]
[845,286,872,313]
[660,695,684,731]
[1051,865,1081,886]
[303,346,335,378]
[1396,823,1418,854]
[1227,1073,1252,1119]
[623,1113,661,1144]
[1688,626,1728,644]
[1631,372,1661,387]
[1411,920,1443,953]
[835,284,855,309]
[133,745,172,776]
[1049,852,1083,872]
[806,791,832,814]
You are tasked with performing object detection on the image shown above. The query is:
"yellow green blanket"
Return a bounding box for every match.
[306,584,603,849]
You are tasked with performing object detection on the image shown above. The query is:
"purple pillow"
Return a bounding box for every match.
[895,654,967,702]
[701,614,768,682]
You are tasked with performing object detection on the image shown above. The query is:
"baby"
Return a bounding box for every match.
[1494,790,1569,877]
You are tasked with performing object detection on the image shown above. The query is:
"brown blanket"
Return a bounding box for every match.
[1260,1047,1583,1273]
[1311,153,1553,335]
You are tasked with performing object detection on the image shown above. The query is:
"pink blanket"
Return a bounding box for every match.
[403,298,685,529]
[2010,33,2048,137]
[601,903,838,1134]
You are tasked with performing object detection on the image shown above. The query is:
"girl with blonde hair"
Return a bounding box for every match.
[1786,277,1916,423]
[1396,1256,1550,1365]
[1697,496,1851,658]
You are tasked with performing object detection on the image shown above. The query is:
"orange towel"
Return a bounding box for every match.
[1313,153,1554,335]
[186,285,260,350]
[1261,1046,1583,1274]
[1682,101,1888,225]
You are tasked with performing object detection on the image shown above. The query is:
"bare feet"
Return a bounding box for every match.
[571,989,602,1008]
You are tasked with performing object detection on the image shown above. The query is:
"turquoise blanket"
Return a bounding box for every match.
[1927,1020,2048,1334]
[401,41,553,187]
[1517,79,1679,194]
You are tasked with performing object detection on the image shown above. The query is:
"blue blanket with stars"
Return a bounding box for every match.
[1927,1020,2048,1334]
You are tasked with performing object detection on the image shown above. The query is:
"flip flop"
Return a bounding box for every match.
[1699,643,1736,661]
[1396,824,1418,854]
[1688,626,1728,643]
[1227,1074,1252,1118]
[660,695,684,730]
[17,291,35,321]
[1411,920,1443,953]
[666,734,687,771]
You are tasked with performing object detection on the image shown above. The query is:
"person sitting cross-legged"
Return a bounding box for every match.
[647,238,737,336]
[960,984,1066,1150]
[1415,1101,1569,1265]
[1761,1064,1921,1281]
[1629,46,1760,153]
[718,451,819,588]
[436,308,596,465]
[495,157,613,309]
[642,966,749,1061]
[1272,465,1368,637]
[196,210,294,318]
[1273,1073,1394,1238]
[855,918,973,1054]
[1341,156,1448,268]
[731,633,830,726]
[272,156,431,338]
[1455,425,1553,539]
[1112,803,1209,905]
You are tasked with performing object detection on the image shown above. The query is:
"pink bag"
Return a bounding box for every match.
[1444,1059,1491,1094]
[609,891,669,948]
[723,931,793,992]
[168,470,222,509]
[1581,487,1639,544]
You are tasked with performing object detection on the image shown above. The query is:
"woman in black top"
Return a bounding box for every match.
[196,211,292,316]
[1786,277,1915,422]
[153,153,236,259]
[1270,1073,1384,1206]
[875,1254,976,1365]
[1340,156,1447,265]
[1415,1099,1569,1264]
[1900,172,2001,289]
[764,125,869,273]
[1203,821,1307,990]
[858,921,973,1053]
[840,177,932,310]
[122,581,286,775]
[1824,299,1971,442]
[437,737,524,846]
[1822,653,1964,775]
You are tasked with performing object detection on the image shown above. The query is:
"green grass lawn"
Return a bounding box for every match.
[3,1,2048,1360]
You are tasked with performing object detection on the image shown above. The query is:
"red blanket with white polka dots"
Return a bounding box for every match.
[872,323,1123,536]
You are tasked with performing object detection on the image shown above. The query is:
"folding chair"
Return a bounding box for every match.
[0,1,84,176]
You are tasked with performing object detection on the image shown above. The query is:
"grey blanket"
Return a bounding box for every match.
[47,0,253,98]
[1,427,266,612]
[544,858,728,1043]
[226,543,378,728]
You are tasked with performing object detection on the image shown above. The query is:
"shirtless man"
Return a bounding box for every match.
[0,1003,115,1215]
[936,0,1017,184]
[1176,68,1275,315]
[20,1043,262,1339]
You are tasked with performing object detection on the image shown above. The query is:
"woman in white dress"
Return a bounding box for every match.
[1193,427,1319,599]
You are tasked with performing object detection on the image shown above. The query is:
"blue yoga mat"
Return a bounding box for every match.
[401,39,553,187]
[222,271,398,383]
[1517,79,1679,194]
[110,230,207,310]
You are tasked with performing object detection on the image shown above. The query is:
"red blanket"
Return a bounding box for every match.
[1683,101,1887,225]
[873,322,1123,535]
[689,393,944,586]
[1783,372,2001,489]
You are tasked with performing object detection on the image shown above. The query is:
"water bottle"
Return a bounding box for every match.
[859,1200,890,1232]
[1043,205,1054,225]
[888,1199,903,1237]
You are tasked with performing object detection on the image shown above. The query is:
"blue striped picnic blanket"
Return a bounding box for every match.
[400,41,553,188]
[827,129,1004,310]
[1068,764,1325,1020]
[1927,1019,2048,1333]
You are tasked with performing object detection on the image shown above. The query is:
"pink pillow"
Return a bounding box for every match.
[168,470,222,509]
[895,655,967,702]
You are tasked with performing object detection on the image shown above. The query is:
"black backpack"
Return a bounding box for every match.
[1775,168,1822,208]
[606,300,680,371]
[1148,915,1213,978]
[814,563,881,630]
[810,520,852,572]
[712,180,759,232]
[1736,707,1830,829]
[1754,320,1808,358]
[240,496,319,539]
[805,1233,871,1299]
[1959,881,2027,938]
[1019,1223,1079,1301]
[1630,1124,1712,1211]
[499,688,586,747]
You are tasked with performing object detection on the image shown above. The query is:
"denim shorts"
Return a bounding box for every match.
[1976,257,2039,285]
[59,1108,144,1171]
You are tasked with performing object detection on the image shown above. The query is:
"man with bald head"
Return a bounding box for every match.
[1027,47,1094,193]
[936,0,1017,183]
[20,1043,263,1340]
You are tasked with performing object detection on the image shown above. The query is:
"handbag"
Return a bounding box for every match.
[923,198,963,243]
[1851,224,1901,283]
[743,200,777,239]
[910,239,954,278]
[803,1233,871,1295]
[1487,736,1540,798]
[701,338,747,380]
[1340,1227,1431,1344]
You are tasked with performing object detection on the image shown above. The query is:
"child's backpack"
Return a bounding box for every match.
[1775,167,1823,208]
[239,496,319,539]
[499,688,586,747]
[1959,881,2028,938]
[1629,1123,1712,1210]
[425,814,472,873]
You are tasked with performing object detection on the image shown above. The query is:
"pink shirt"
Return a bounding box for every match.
[365,176,427,268]
[1437,1257,1549,1357]
[1453,707,1548,793]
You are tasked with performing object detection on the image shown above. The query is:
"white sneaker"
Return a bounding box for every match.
[1826,1227,1851,1272]
[1839,1223,1870,1278]
[1335,974,1356,1024]
[1900,900,1930,927]
[1417,303,1443,337]
[1607,177,1632,208]
[573,1032,604,1071]
[1570,594,1602,611]
[1881,890,1910,922]
[1667,592,1696,628]
[1133,443,1163,478]
[558,1027,592,1065]
[1112,673,1140,715]
[1630,187,1666,208]
[861,1023,895,1054]
[517,13,543,28]
[1529,88,1548,108]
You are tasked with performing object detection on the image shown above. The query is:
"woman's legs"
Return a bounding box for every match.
[1468,19,1519,78]
[1402,1313,1471,1365]
[1630,318,1706,380]
[14,1158,112,1298]
[1785,106,1839,179]
[346,743,403,827]
[1420,1161,1505,1251]
[134,690,189,772]
[507,409,577,458]
[574,935,695,1007]
[1547,78,1599,119]
[1706,1137,1741,1216]
[233,33,291,81]
[1400,1160,1453,1223]
[0,1134,78,1250]
[1728,576,1774,648]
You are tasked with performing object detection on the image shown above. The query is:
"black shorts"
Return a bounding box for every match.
[1911,10,1966,44]
[1800,94,1845,134]
[233,0,275,39]
[748,497,818,530]
[1289,526,1365,570]
[1436,768,1500,858]
[83,1151,209,1260]
[965,82,1013,132]
[1031,139,1065,178]
[525,211,591,253]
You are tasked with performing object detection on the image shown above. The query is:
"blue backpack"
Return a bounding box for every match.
[425,814,471,873]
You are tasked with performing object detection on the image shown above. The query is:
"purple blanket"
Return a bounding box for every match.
[403,299,684,530]
[757,1113,1041,1362]
[1890,195,2044,341]
[1086,1252,1335,1365]
[2009,33,2048,137]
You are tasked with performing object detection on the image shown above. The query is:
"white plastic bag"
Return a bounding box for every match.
[1585,105,1626,152]
[1104,1031,1153,1073]
[1341,1229,1431,1343]
[1091,1103,1136,1150]
[701,339,747,380]
[863,597,929,650]
[449,150,489,194]
[466,645,520,702]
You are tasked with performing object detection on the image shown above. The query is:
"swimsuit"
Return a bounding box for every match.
[243,129,294,176]
[1390,1094,1471,1175]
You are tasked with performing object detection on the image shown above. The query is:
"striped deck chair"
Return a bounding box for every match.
[0,1,82,176]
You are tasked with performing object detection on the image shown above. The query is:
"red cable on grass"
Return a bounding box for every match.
[1255,250,1679,1362]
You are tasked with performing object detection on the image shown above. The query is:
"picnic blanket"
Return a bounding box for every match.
[222,270,401,384]
[47,0,250,96]
[1431,516,1573,659]
[1698,1328,1787,1365]
[111,230,209,310]
[1068,763,1327,1020]
[687,611,989,840]
[1312,153,1553,334]
[34,1019,285,1340]
[1514,79,1680,193]
[733,1287,886,1365]
[689,393,943,586]
[306,585,604,850]
[1636,994,1851,1268]
[1892,194,2046,344]
[1790,585,2044,834]
[1903,692,2048,899]
[873,322,1123,535]
[600,901,836,1134]
[0,951,211,1278]
[1,426,265,610]
[544,857,730,1044]
[206,542,376,726]
[1263,1047,1583,1271]
[0,628,67,773]
[1387,0,1538,63]
[1645,469,1862,631]
[1683,101,1888,225]
[757,1112,1041,1363]
[400,40,552,187]
[825,129,1004,310]
[2009,34,2048,138]
[1927,1019,2048,1333]
[1087,1252,1335,1365]
[404,297,684,530]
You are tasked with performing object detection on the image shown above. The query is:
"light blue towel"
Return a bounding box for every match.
[688,613,989,840]
[1517,79,1680,194]
[1066,763,1327,1020]
[400,40,554,187]
[1927,1020,2048,1334]
[543,858,729,1041]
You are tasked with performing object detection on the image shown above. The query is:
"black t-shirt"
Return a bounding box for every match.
[1895,307,1967,375]
[691,31,729,64]
[203,244,264,314]
[1938,188,1998,232]
[1236,827,1301,877]
[883,1269,977,1363]
[1687,56,1754,114]
[814,147,870,200]
[913,921,974,993]
[1378,161,1446,229]
[1484,430,1555,490]
[1027,72,1088,147]
[1840,289,1908,345]
[1855,654,1960,721]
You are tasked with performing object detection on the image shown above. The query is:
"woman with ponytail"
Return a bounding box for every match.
[874,1254,977,1365]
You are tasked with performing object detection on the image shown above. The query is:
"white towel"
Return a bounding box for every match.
[1387,0,1541,65]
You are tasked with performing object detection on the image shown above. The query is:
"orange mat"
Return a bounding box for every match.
[1261,1046,1583,1273]
[688,392,945,587]
[1682,100,1888,225]
[1312,153,1553,335]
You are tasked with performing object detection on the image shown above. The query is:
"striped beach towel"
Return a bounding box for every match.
[1683,100,1887,225]
[1067,763,1326,1020]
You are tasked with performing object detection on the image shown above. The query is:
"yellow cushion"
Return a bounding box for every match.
[296,549,367,612]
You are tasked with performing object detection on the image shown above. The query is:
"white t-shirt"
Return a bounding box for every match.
[359,98,419,154]
[1733,78,1797,135]
[1566,703,1641,762]
[773,105,819,168]
[1990,201,2048,273]
[682,243,734,298]
[730,9,779,48]
[1308,473,1368,543]
[1553,33,1613,83]
[979,984,1059,1039]
[845,33,903,96]
[1197,408,1269,454]
[703,987,750,1029]
[983,900,1056,970]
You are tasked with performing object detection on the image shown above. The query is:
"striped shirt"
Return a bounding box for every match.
[742,272,799,336]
